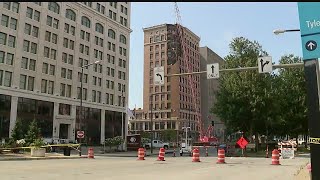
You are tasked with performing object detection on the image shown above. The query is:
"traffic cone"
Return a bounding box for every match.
[271,149,280,165]
[216,149,226,164]
[173,147,176,157]
[157,148,165,161]
[137,148,145,160]
[88,148,94,159]
[192,148,200,162]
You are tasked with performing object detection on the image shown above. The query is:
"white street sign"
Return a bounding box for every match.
[258,56,273,73]
[207,63,219,79]
[154,66,164,85]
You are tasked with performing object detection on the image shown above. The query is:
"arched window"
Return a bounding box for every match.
[120,34,126,44]
[81,16,91,28]
[65,9,76,21]
[48,2,60,14]
[108,29,115,39]
[95,23,104,34]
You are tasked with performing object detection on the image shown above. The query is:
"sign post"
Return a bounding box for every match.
[298,3,320,179]
[236,136,248,157]
[154,66,164,85]
[258,56,273,73]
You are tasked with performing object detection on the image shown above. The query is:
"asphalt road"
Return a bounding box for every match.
[0,155,309,180]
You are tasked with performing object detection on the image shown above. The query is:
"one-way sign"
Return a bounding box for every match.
[258,56,272,73]
[207,63,219,79]
[154,66,164,85]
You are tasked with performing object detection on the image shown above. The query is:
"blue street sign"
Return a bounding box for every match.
[298,2,320,60]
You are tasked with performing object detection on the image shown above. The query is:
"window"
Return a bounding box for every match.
[65,9,76,21]
[34,10,40,22]
[52,33,57,44]
[92,90,96,102]
[29,59,36,71]
[59,104,71,115]
[32,26,39,37]
[49,65,55,75]
[8,35,16,48]
[45,31,51,41]
[80,30,85,40]
[48,81,54,94]
[105,93,109,104]
[63,38,68,48]
[3,2,10,10]
[42,62,48,74]
[4,71,12,87]
[120,34,126,44]
[85,32,90,41]
[23,40,30,52]
[81,16,91,28]
[30,42,37,54]
[48,2,60,14]
[108,29,115,39]
[110,94,114,105]
[70,26,75,36]
[51,49,57,60]
[0,51,4,63]
[44,47,50,58]
[46,16,52,26]
[6,53,13,65]
[96,23,104,34]
[53,18,59,29]
[1,15,9,27]
[0,32,7,45]
[12,2,20,13]
[19,74,27,89]
[10,17,17,30]
[60,83,65,96]
[27,76,34,91]
[41,79,47,93]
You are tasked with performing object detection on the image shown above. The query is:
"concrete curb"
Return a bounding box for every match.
[0,156,84,161]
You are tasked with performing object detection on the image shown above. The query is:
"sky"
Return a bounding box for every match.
[128,2,302,109]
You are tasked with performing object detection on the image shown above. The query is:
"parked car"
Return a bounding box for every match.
[144,140,169,149]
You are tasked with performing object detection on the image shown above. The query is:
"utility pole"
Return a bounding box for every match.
[150,94,153,154]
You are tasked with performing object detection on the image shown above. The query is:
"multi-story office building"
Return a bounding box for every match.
[129,23,201,138]
[199,46,225,141]
[0,2,131,145]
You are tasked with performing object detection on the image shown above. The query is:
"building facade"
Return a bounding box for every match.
[199,46,225,141]
[129,24,201,139]
[0,2,131,145]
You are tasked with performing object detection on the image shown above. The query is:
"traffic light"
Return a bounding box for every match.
[211,121,214,126]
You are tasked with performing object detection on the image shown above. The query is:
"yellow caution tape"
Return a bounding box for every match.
[309,137,320,144]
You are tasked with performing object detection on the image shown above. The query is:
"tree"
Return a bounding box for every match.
[161,130,177,142]
[211,37,282,150]
[276,55,307,140]
[25,119,41,145]
[11,118,24,141]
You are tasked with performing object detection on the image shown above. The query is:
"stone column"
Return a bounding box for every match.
[100,109,105,145]
[9,96,18,137]
[52,102,59,139]
[70,105,77,141]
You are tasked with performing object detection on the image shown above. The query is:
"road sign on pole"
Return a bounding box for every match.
[154,66,164,85]
[258,56,272,73]
[206,63,219,79]
[298,3,320,60]
[298,3,320,180]
[77,131,85,139]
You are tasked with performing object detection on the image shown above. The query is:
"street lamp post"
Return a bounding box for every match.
[79,60,100,151]
[273,29,300,35]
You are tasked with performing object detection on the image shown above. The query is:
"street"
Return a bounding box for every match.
[0,156,308,180]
